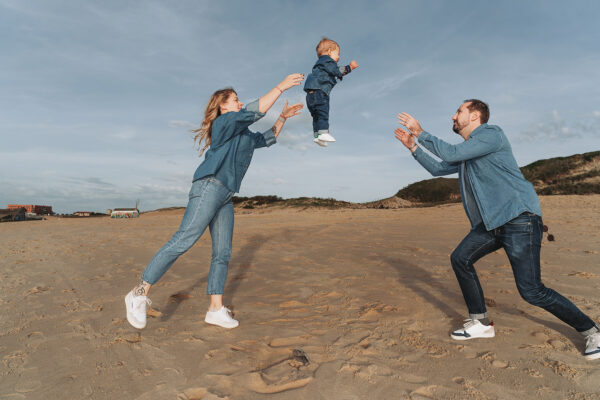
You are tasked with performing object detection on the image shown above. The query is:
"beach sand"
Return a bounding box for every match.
[1,195,599,400]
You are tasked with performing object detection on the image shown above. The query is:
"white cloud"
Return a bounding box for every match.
[518,110,589,143]
[169,120,197,130]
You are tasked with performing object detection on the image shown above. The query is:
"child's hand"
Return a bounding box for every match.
[278,74,305,91]
[349,60,359,70]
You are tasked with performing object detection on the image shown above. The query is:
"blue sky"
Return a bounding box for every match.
[1,0,599,213]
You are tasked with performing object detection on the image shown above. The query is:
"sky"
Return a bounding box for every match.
[1,0,599,213]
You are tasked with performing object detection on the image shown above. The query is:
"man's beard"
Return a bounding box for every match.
[452,121,464,134]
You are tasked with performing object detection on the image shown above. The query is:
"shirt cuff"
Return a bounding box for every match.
[412,147,423,158]
[262,128,277,147]
[245,99,266,117]
[417,131,431,144]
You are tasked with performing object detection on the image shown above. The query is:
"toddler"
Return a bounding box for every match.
[304,37,358,147]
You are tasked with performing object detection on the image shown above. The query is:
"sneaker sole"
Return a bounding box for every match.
[204,316,239,329]
[125,294,146,329]
[313,139,327,147]
[450,331,495,341]
[585,351,600,360]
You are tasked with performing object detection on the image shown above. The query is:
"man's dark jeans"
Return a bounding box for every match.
[451,212,596,333]
[306,90,330,133]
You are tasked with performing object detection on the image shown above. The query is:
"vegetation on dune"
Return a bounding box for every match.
[146,151,599,212]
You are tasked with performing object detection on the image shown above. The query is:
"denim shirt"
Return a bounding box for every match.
[192,100,276,193]
[304,55,352,96]
[412,123,542,230]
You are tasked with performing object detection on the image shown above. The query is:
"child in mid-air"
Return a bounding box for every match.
[304,37,358,147]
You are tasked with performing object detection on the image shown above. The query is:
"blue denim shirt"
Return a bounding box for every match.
[412,123,542,230]
[304,55,352,96]
[192,100,276,193]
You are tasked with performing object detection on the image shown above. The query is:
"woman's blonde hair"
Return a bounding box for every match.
[193,88,236,155]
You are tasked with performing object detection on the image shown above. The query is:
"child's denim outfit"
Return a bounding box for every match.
[142,100,276,294]
[304,55,352,134]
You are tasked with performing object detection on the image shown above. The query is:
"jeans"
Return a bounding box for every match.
[306,90,330,133]
[141,176,234,295]
[450,212,597,334]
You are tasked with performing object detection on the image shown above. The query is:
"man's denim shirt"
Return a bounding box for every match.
[192,100,276,193]
[304,55,351,96]
[412,123,542,231]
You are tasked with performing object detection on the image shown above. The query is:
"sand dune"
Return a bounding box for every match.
[1,195,599,399]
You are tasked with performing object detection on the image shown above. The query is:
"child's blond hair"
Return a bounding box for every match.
[316,37,339,57]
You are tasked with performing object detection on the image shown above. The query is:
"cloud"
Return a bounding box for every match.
[169,120,197,130]
[517,110,584,143]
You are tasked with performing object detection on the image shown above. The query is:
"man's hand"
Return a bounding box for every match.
[397,112,423,137]
[394,128,417,152]
[349,60,358,70]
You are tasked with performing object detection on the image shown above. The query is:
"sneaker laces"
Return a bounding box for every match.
[586,332,600,349]
[462,319,477,329]
[134,297,151,312]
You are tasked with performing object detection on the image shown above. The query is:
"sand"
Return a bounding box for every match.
[1,195,599,400]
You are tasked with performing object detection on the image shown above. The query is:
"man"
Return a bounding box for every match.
[394,99,599,360]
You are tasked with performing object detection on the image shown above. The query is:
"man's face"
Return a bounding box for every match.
[452,102,472,134]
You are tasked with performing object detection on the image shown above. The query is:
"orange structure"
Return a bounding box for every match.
[7,204,53,215]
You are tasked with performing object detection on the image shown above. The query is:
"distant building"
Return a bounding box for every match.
[7,204,53,215]
[111,208,140,218]
[74,211,91,217]
[0,207,26,222]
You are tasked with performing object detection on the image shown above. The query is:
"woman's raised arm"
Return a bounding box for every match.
[258,73,304,114]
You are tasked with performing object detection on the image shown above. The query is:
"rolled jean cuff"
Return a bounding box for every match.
[469,312,489,321]
[580,325,599,337]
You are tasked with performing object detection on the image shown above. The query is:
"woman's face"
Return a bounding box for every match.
[219,92,243,114]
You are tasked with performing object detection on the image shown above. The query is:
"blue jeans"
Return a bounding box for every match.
[306,90,330,133]
[451,212,597,334]
[141,176,234,295]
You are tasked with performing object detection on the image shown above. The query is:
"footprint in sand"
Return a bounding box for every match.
[230,340,316,394]
[14,368,42,393]
[25,332,46,349]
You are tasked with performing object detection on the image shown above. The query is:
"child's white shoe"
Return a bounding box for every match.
[313,138,328,147]
[317,133,336,142]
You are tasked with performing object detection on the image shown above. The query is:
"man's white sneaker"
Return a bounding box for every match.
[125,290,151,329]
[317,133,336,142]
[313,138,328,147]
[584,332,600,360]
[450,319,495,340]
[205,306,239,329]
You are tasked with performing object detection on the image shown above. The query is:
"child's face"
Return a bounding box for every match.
[328,47,340,62]
[220,92,243,114]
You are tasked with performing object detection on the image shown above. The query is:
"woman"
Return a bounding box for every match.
[125,73,304,329]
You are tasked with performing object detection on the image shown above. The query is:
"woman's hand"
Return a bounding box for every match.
[277,73,304,91]
[280,100,303,119]
[349,60,358,70]
[397,112,423,137]
[394,127,417,152]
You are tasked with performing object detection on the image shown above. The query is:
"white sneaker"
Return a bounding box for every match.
[313,138,328,147]
[584,332,600,360]
[125,290,151,329]
[450,319,495,340]
[205,306,239,329]
[317,133,336,142]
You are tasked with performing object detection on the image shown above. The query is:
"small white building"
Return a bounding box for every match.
[111,208,140,218]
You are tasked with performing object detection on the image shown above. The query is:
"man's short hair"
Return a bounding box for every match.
[316,37,339,57]
[463,99,490,124]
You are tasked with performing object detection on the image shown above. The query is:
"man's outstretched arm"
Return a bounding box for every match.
[395,128,459,176]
